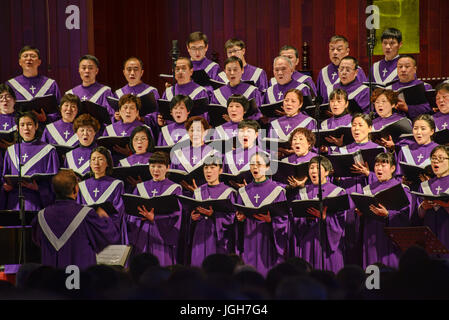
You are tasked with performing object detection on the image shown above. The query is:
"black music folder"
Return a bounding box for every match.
[410,191,449,202]
[192,70,222,89]
[89,201,118,216]
[0,131,16,143]
[3,173,55,186]
[15,95,59,114]
[234,201,289,218]
[371,117,413,142]
[317,126,354,146]
[434,129,449,145]
[111,164,152,182]
[290,194,350,218]
[304,103,332,120]
[207,103,228,127]
[399,162,433,183]
[220,170,253,186]
[107,91,158,116]
[396,83,429,105]
[259,101,284,118]
[327,147,384,177]
[122,193,180,216]
[271,160,309,182]
[0,210,38,226]
[79,100,112,124]
[96,136,130,149]
[167,167,205,185]
[177,195,236,213]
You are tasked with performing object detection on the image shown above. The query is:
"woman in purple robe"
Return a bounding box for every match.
[63,113,100,179]
[41,94,80,148]
[291,156,346,273]
[77,146,128,244]
[188,155,236,267]
[371,88,412,149]
[356,152,414,269]
[433,82,449,137]
[2,112,60,211]
[118,125,153,192]
[417,145,449,259]
[0,84,18,151]
[235,152,288,276]
[396,114,439,190]
[128,151,182,266]
[156,95,191,148]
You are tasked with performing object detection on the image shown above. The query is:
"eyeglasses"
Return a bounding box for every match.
[188,46,206,52]
[431,156,449,163]
[338,67,356,73]
[0,95,12,101]
[436,94,449,101]
[133,137,148,142]
[227,49,242,55]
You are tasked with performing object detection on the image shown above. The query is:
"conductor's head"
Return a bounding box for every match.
[52,169,79,200]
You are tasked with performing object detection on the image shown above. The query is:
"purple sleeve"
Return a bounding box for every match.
[407,103,432,120]
[271,190,289,257]
[84,209,121,251]
[257,70,268,92]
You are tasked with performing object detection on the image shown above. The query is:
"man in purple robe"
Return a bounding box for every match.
[291,156,346,273]
[2,112,60,211]
[0,84,18,150]
[332,56,370,113]
[7,46,62,123]
[31,169,119,270]
[387,55,433,120]
[128,151,183,266]
[268,45,317,96]
[433,82,449,132]
[187,155,236,267]
[210,56,262,120]
[370,28,403,86]
[187,31,221,84]
[66,55,115,121]
[235,152,288,276]
[264,56,311,104]
[115,57,160,100]
[316,35,367,102]
[216,38,268,93]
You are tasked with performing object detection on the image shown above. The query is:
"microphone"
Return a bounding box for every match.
[171,40,179,85]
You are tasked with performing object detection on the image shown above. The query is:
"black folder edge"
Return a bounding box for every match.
[122,193,180,216]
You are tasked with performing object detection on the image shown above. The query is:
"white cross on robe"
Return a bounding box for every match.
[254,194,260,203]
[151,189,158,197]
[285,124,291,132]
[192,155,198,164]
[436,185,442,194]
[121,131,127,136]
[78,156,84,165]
[63,130,70,139]
[331,72,337,80]
[30,86,36,94]
[174,133,181,141]
[417,153,424,163]
[442,122,448,130]
[382,68,388,77]
[22,153,28,163]
[93,188,100,198]
[232,130,237,137]
[238,158,244,165]
[81,96,88,101]
[277,91,284,100]
[2,123,9,130]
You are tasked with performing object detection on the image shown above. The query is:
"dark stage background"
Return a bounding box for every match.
[1,0,448,96]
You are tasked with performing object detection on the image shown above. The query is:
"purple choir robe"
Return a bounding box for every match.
[0,113,17,134]
[77,176,128,244]
[192,57,221,82]
[114,82,160,100]
[292,182,346,273]
[170,144,219,173]
[67,82,115,120]
[129,179,182,266]
[268,112,317,142]
[223,146,268,176]
[210,82,262,120]
[41,119,79,147]
[418,175,449,258]
[236,179,288,276]
[370,56,400,86]
[282,151,318,165]
[321,112,352,130]
[432,112,449,132]
[217,63,269,93]
[360,178,414,269]
[373,113,412,147]
[7,74,62,103]
[63,144,96,177]
[103,120,143,138]
[189,183,237,266]
[2,140,60,210]
[332,80,370,113]
[210,121,239,141]
[264,79,311,104]
[31,199,119,270]
[119,152,152,167]
[396,141,440,177]
[156,122,189,147]
[161,81,209,102]
[387,79,433,120]
[316,63,367,102]
[269,71,317,96]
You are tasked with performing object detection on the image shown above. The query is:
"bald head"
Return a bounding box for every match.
[52,170,79,199]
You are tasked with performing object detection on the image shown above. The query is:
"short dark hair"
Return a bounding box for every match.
[119,93,142,111]
[176,57,193,70]
[431,145,449,159]
[284,88,304,105]
[238,119,260,132]
[398,54,417,67]
[224,56,243,69]
[129,125,154,154]
[16,111,38,127]
[413,114,435,134]
[340,56,359,69]
[187,31,208,46]
[250,152,270,166]
[19,45,40,59]
[279,45,299,58]
[381,28,402,43]
[227,94,249,113]
[123,56,144,70]
[288,128,316,150]
[149,151,170,166]
[90,146,114,176]
[352,113,373,128]
[371,88,399,105]
[203,154,223,168]
[309,156,333,173]
[0,83,16,101]
[73,113,100,133]
[329,88,348,102]
[329,35,349,45]
[170,95,193,112]
[79,54,100,68]
[374,152,396,167]
[224,38,245,50]
[52,169,78,199]
[435,82,449,94]
[59,94,81,111]
[185,116,211,131]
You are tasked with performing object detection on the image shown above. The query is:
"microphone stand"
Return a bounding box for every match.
[367,29,376,114]
[17,126,27,264]
[171,40,180,88]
